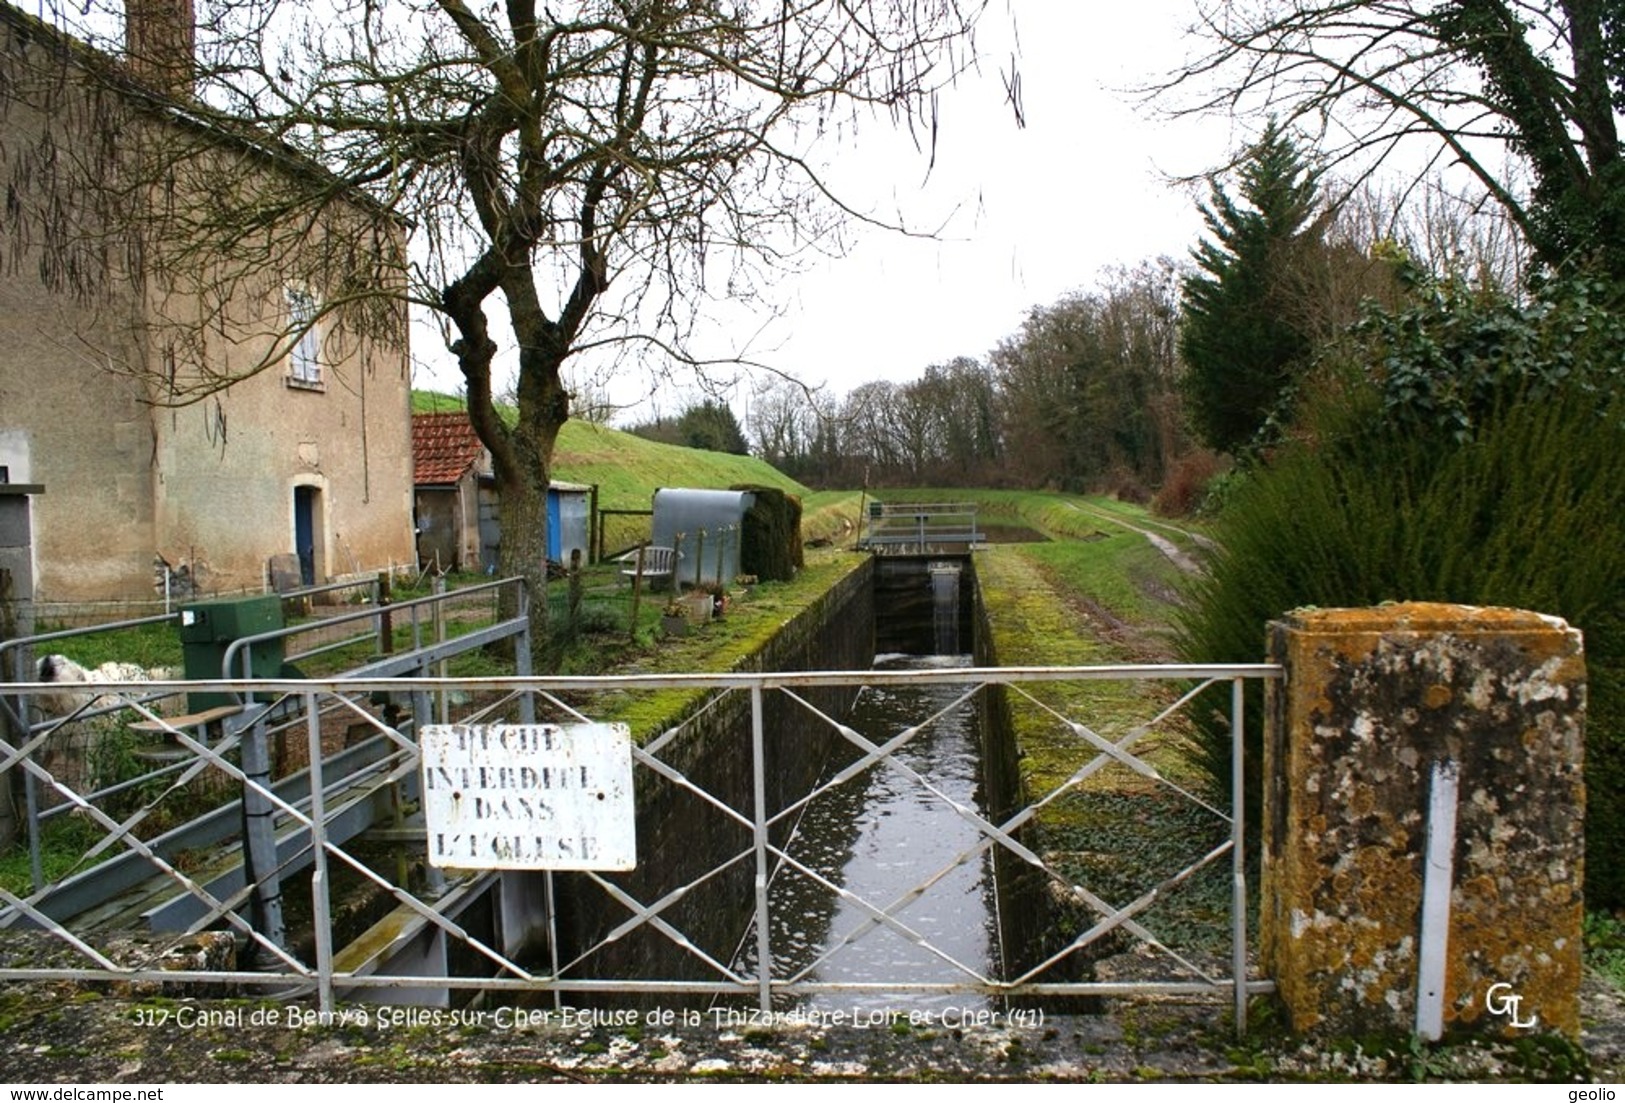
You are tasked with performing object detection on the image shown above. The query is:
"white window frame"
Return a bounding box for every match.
[285,285,323,389]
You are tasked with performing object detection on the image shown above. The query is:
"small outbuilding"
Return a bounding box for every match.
[412,412,497,573]
[412,412,592,573]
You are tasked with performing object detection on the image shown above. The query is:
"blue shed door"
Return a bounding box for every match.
[546,490,561,560]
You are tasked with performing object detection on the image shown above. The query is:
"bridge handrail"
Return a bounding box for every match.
[219,575,528,681]
[867,501,980,512]
[0,576,387,684]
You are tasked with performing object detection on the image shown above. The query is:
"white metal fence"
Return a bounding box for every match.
[0,664,1278,1029]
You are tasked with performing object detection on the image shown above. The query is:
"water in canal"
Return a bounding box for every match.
[735,562,998,1011]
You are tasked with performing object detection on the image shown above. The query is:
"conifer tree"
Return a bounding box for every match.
[1179,121,1324,454]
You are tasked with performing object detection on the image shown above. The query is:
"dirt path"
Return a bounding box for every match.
[1064,501,1205,575]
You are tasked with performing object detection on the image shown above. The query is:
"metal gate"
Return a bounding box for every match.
[0,663,1278,1029]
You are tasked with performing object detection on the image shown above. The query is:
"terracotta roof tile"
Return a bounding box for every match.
[412,412,489,485]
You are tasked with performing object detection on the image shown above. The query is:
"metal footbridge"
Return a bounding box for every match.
[856,502,984,555]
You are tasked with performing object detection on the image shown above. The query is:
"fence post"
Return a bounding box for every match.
[240,714,287,959]
[568,548,584,631]
[627,544,646,642]
[750,684,772,1012]
[305,690,335,1013]
[378,569,394,655]
[515,579,535,724]
[1261,602,1585,1039]
[0,484,40,859]
[0,569,17,854]
[588,484,600,564]
[434,575,449,724]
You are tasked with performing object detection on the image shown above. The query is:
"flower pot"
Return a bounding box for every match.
[661,613,689,638]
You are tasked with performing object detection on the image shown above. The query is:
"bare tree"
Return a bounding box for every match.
[991,265,1189,492]
[1160,0,1625,277]
[748,374,828,475]
[1335,177,1532,292]
[19,0,993,651]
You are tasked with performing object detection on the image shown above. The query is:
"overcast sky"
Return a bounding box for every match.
[413,1,1247,423]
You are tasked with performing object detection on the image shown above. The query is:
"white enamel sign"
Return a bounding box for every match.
[420,723,636,871]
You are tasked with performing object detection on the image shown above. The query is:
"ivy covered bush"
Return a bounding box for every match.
[1178,270,1625,906]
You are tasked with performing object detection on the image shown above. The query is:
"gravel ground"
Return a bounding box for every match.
[0,957,1617,1083]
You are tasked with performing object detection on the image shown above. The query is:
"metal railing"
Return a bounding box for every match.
[0,663,1278,1031]
[0,578,531,892]
[222,575,528,680]
[860,502,982,549]
[0,575,393,690]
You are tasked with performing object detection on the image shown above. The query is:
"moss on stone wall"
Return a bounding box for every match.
[972,546,1224,992]
[599,550,868,741]
[547,551,875,995]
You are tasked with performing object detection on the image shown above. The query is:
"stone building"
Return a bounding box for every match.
[0,0,414,604]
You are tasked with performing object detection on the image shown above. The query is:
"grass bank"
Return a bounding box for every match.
[587,548,868,740]
[857,487,1208,551]
[974,544,1231,962]
[412,391,805,509]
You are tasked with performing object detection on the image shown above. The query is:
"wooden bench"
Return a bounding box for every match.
[617,545,679,589]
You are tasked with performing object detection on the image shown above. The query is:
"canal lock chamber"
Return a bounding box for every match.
[518,555,1074,1013]
[733,554,1005,1013]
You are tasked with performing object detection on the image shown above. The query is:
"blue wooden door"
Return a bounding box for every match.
[294,486,316,586]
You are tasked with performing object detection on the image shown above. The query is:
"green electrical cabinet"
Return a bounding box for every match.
[179,595,286,710]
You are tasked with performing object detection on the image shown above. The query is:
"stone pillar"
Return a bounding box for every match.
[125,0,196,98]
[1262,603,1585,1039]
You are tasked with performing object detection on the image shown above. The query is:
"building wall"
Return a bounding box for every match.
[0,9,160,601]
[147,280,414,591]
[0,5,413,602]
[0,342,159,602]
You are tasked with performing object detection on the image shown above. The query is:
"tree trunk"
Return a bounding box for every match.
[445,272,570,670]
[493,459,550,662]
[490,376,567,669]
[501,313,572,668]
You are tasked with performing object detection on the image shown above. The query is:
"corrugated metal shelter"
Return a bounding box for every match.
[652,488,751,588]
[547,482,591,566]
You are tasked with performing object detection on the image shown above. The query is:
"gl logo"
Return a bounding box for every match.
[1485,982,1540,1029]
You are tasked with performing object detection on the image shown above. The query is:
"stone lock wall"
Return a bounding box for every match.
[1262,603,1585,1038]
[547,558,876,999]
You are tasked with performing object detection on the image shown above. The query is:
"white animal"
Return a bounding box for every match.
[29,654,177,797]
[35,653,164,717]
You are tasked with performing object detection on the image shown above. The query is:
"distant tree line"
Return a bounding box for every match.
[737,124,1522,504]
[746,261,1196,497]
[626,400,750,456]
